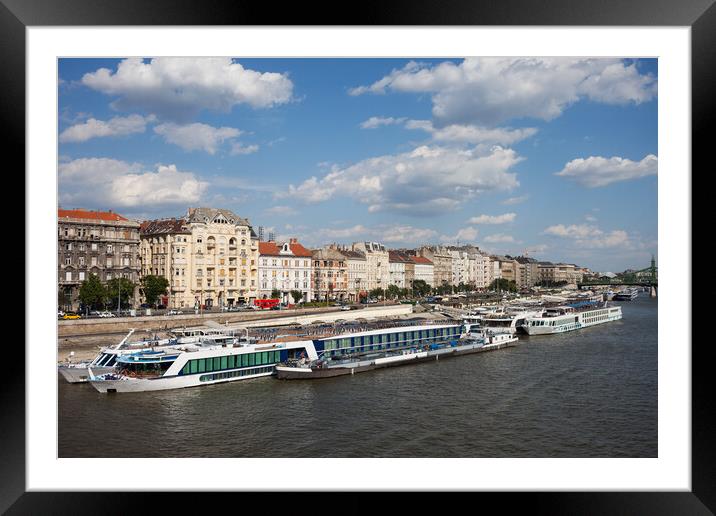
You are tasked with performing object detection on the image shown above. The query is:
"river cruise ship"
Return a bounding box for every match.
[614,288,639,301]
[275,325,518,380]
[469,306,543,335]
[88,321,465,393]
[58,328,255,383]
[523,303,622,335]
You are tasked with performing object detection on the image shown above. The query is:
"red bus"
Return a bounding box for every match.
[254,298,280,309]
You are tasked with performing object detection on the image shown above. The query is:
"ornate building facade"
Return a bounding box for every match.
[58,209,141,310]
[140,208,259,309]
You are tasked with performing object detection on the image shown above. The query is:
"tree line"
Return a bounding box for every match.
[63,274,169,312]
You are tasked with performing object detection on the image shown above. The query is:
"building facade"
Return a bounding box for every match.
[419,246,453,287]
[412,255,435,287]
[140,208,259,309]
[352,241,390,291]
[258,238,313,303]
[333,246,367,302]
[58,209,141,310]
[311,247,348,302]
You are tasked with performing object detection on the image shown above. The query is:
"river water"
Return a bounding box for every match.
[58,296,657,457]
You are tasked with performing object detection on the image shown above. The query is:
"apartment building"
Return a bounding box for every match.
[140,207,259,309]
[58,208,141,310]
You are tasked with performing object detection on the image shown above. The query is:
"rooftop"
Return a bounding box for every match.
[58,208,131,223]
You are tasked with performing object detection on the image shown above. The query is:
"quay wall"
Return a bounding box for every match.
[57,304,414,337]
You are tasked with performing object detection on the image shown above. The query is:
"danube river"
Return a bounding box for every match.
[58,296,657,457]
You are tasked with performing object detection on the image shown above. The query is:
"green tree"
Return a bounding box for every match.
[271,289,282,299]
[489,278,518,292]
[289,290,303,304]
[140,275,169,307]
[105,277,136,310]
[369,287,385,300]
[412,279,431,297]
[386,284,401,300]
[78,274,106,313]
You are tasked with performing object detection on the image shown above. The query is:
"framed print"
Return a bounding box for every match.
[4,0,710,513]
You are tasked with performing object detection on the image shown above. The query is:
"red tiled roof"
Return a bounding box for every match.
[58,208,128,222]
[411,256,433,265]
[259,240,313,257]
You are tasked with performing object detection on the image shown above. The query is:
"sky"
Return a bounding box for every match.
[57,57,658,273]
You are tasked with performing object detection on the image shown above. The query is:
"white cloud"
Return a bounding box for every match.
[315,224,438,245]
[360,116,406,129]
[265,205,298,216]
[282,144,522,215]
[555,154,658,187]
[317,225,370,240]
[467,213,516,225]
[501,195,529,205]
[59,114,154,143]
[82,57,294,120]
[154,122,241,154]
[484,234,515,243]
[230,142,260,155]
[406,120,537,145]
[381,225,438,243]
[440,226,479,243]
[59,157,208,208]
[543,223,630,248]
[350,58,656,126]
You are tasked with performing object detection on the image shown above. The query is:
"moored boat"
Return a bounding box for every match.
[523,303,622,335]
[275,326,518,380]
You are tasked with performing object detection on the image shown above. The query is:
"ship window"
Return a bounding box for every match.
[249,353,256,366]
[261,352,269,364]
[213,357,221,370]
[190,360,198,374]
[228,355,235,369]
[241,354,249,367]
[221,356,228,370]
[198,359,206,373]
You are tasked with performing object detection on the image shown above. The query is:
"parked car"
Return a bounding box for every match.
[340,305,351,311]
[98,311,116,318]
[167,309,182,315]
[58,310,65,318]
[62,312,81,320]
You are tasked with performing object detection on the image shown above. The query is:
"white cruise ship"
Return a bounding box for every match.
[88,322,465,393]
[523,304,622,335]
[58,328,254,383]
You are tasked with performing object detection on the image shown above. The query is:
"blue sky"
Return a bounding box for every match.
[58,57,657,272]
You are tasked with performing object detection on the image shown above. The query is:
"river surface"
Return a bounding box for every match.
[58,296,657,457]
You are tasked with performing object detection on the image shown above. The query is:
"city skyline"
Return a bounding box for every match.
[58,57,658,271]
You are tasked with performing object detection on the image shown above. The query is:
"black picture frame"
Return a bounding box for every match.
[5,0,708,513]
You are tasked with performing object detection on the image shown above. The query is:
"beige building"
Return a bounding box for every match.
[258,239,313,303]
[419,246,453,287]
[388,251,414,289]
[412,255,435,287]
[352,241,390,291]
[139,208,259,309]
[333,246,367,302]
[58,208,141,311]
[538,262,584,285]
[311,246,348,301]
